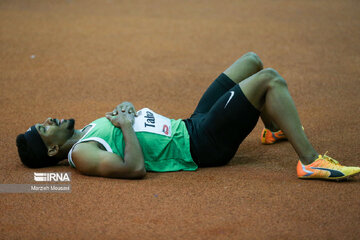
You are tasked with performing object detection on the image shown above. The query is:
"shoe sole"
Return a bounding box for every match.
[261,138,287,145]
[298,171,360,181]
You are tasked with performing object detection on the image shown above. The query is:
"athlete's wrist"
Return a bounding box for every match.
[119,120,133,129]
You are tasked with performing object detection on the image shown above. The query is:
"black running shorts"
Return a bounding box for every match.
[184,73,260,167]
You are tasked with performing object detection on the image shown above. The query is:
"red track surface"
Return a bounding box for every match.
[1,0,359,239]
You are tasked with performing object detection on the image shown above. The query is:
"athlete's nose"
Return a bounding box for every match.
[44,118,56,126]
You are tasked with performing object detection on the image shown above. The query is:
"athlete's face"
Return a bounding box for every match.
[35,118,75,148]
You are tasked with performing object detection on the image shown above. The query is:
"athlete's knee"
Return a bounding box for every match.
[258,68,279,79]
[242,52,263,71]
[258,68,287,88]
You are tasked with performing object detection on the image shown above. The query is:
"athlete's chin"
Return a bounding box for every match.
[66,119,75,130]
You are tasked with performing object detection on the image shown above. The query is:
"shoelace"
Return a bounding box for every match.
[322,151,340,165]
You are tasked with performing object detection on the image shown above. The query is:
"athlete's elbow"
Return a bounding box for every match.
[132,167,146,179]
[125,156,146,179]
[123,162,146,179]
[98,166,146,179]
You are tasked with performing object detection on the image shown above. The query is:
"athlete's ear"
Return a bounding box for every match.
[48,145,60,157]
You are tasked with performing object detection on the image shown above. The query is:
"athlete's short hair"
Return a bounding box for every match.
[16,126,60,168]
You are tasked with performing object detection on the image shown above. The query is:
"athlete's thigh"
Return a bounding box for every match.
[195,84,260,166]
[192,73,235,115]
[192,52,262,116]
[238,68,279,111]
[223,52,263,84]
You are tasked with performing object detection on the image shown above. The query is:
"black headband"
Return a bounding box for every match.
[24,126,50,161]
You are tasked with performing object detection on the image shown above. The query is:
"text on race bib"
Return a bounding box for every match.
[133,108,172,137]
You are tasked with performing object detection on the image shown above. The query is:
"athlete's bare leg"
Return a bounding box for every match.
[224,53,280,132]
[238,68,318,164]
[223,52,263,83]
[260,111,280,131]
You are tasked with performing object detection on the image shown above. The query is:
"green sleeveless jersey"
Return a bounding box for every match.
[68,108,198,172]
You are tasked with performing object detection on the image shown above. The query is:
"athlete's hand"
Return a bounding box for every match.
[105,110,135,128]
[113,102,137,117]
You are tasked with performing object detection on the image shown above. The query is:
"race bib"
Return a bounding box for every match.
[133,108,172,137]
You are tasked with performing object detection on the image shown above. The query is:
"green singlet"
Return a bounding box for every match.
[68,108,198,172]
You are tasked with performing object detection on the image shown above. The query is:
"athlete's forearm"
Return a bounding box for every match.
[120,122,145,172]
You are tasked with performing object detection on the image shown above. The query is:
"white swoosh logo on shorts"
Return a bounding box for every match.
[224,91,234,109]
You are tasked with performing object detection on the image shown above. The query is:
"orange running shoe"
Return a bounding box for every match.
[297,153,360,181]
[261,128,287,144]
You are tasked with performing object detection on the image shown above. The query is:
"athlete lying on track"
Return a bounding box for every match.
[16,52,360,180]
